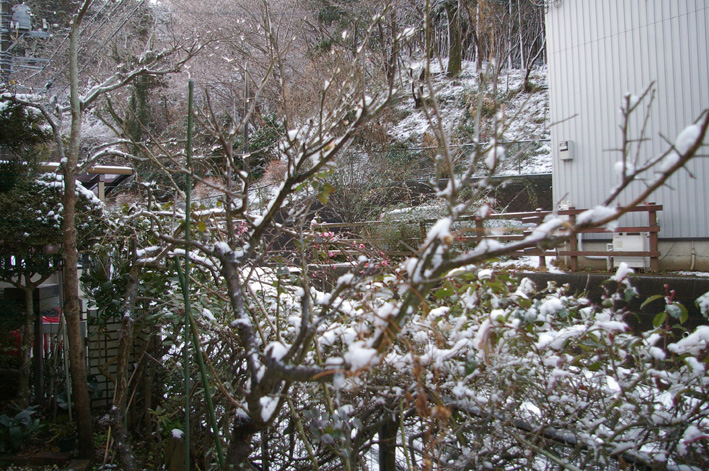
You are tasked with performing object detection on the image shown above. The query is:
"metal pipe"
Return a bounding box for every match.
[578,234,611,261]
[691,241,696,271]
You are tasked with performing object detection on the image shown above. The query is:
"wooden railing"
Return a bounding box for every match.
[313,203,662,272]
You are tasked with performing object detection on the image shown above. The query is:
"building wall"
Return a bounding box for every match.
[546,0,709,241]
[565,240,709,272]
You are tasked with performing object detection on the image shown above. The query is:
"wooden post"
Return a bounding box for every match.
[98,175,105,201]
[568,207,578,271]
[475,218,484,243]
[648,202,660,272]
[536,208,545,268]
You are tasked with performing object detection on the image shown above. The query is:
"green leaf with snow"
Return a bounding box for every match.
[641,294,664,309]
[434,287,453,299]
[624,286,639,302]
[696,291,709,318]
[653,311,667,328]
[666,303,685,320]
[679,304,689,324]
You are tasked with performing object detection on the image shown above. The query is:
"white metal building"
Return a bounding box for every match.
[545,0,709,270]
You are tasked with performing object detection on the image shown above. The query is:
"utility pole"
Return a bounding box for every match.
[0,1,51,85]
[1,0,11,82]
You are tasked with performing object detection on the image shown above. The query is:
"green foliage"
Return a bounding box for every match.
[367,219,421,253]
[81,208,179,328]
[0,102,52,193]
[149,405,183,439]
[0,406,42,453]
[0,296,23,369]
[310,0,372,56]
[0,173,105,283]
[0,102,51,155]
[244,113,285,180]
[317,3,346,27]
[45,416,76,441]
[384,141,429,174]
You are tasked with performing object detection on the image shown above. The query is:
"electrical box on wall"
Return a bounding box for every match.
[559,140,574,161]
[613,232,650,269]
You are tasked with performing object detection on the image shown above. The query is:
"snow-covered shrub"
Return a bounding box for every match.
[311,267,709,470]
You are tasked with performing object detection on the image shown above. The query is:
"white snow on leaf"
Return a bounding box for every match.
[171,429,184,439]
[266,341,288,361]
[648,347,666,361]
[678,425,708,456]
[610,262,633,282]
[594,320,627,332]
[696,291,709,318]
[536,325,586,350]
[473,319,492,351]
[201,308,216,322]
[214,241,231,255]
[425,217,453,245]
[429,306,449,318]
[515,277,536,298]
[668,326,709,356]
[539,297,563,316]
[337,273,355,288]
[684,356,705,376]
[344,341,378,370]
[260,396,279,422]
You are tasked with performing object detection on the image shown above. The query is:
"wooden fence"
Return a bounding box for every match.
[313,203,662,272]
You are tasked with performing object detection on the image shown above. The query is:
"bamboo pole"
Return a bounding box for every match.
[187,307,225,468]
[182,79,195,471]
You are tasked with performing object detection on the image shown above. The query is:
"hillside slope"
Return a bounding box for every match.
[386,61,551,176]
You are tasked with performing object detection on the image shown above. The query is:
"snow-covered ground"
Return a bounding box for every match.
[387,60,551,176]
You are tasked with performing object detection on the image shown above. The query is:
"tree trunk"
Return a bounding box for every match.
[112,257,140,467]
[16,284,35,408]
[110,407,139,471]
[61,1,96,459]
[386,12,398,90]
[114,259,139,411]
[225,417,259,470]
[31,286,44,407]
[378,415,397,471]
[475,1,483,74]
[517,0,525,69]
[446,1,462,77]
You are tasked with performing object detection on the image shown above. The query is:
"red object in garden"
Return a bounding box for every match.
[7,308,63,357]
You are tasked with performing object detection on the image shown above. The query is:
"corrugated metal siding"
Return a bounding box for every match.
[546,0,709,239]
